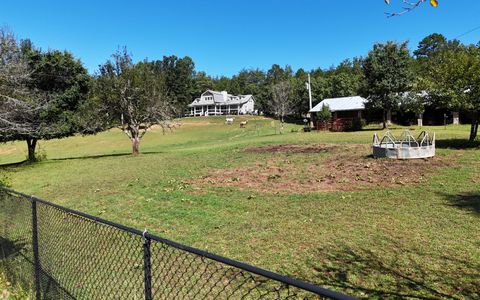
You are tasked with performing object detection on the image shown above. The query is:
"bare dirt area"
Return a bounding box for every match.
[245,144,341,154]
[180,121,213,127]
[192,144,453,194]
[0,146,17,155]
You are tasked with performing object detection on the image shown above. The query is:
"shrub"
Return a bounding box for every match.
[346,118,366,131]
[317,104,332,123]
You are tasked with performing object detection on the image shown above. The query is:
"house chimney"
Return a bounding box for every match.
[221,91,228,101]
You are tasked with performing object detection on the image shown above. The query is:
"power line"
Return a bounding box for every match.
[454,25,480,39]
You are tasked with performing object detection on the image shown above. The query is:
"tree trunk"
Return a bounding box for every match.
[469,112,479,142]
[382,109,387,130]
[26,138,37,162]
[131,136,140,156]
[280,116,284,134]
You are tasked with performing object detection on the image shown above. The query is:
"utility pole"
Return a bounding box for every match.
[306,73,313,128]
[307,73,313,111]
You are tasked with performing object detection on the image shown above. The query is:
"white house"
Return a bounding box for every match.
[187,90,255,116]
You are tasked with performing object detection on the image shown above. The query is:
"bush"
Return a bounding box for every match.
[317,104,332,123]
[346,118,366,131]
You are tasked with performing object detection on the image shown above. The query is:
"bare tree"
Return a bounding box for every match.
[270,81,294,132]
[384,0,438,17]
[94,49,174,155]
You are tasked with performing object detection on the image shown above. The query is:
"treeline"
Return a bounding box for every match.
[198,59,364,116]
[1,27,479,162]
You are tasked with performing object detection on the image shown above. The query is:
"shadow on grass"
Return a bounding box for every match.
[0,236,28,260]
[1,236,34,296]
[49,150,164,162]
[1,236,75,299]
[0,160,30,168]
[440,192,480,215]
[358,128,383,132]
[308,243,479,299]
[435,139,480,149]
[0,151,165,168]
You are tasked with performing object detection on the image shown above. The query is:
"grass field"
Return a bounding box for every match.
[1,116,479,299]
[0,271,30,300]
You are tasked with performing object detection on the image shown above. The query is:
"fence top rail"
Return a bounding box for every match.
[1,186,356,300]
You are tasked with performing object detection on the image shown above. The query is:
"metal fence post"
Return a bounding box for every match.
[143,231,153,300]
[31,199,41,300]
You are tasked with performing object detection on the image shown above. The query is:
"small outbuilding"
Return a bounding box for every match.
[310,96,367,119]
[309,96,371,130]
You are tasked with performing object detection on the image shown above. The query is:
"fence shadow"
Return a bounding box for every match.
[0,236,76,300]
[309,242,479,299]
[0,236,28,259]
[0,236,34,296]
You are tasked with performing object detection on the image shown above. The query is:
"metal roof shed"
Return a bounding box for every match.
[309,96,367,113]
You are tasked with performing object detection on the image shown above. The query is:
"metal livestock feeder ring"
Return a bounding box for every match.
[372,130,435,159]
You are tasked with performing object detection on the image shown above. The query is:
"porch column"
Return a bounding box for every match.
[452,111,459,125]
[201,106,204,116]
[214,105,217,115]
[228,105,231,114]
[237,105,240,115]
[194,106,196,116]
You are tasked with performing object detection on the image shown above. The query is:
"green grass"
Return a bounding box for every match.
[1,116,479,299]
[0,271,30,299]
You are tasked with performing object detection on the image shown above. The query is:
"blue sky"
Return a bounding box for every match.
[1,0,479,77]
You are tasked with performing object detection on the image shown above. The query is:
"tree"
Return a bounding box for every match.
[152,55,195,114]
[384,0,438,17]
[291,69,310,115]
[212,76,231,92]
[270,81,294,127]
[414,33,448,58]
[193,71,214,96]
[93,48,173,155]
[0,29,90,161]
[317,104,332,128]
[326,59,365,99]
[362,42,413,129]
[419,45,480,141]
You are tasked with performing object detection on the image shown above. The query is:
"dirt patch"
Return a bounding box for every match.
[0,146,17,155]
[180,121,212,127]
[191,144,453,194]
[246,144,341,154]
[150,121,212,131]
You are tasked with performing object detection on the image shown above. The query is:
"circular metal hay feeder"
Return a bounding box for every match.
[372,130,435,159]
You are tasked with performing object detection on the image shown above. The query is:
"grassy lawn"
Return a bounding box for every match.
[0,271,30,299]
[1,116,479,299]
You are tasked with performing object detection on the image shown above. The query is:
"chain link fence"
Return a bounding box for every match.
[0,188,355,300]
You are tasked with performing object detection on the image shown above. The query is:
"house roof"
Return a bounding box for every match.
[310,96,367,113]
[188,90,253,107]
